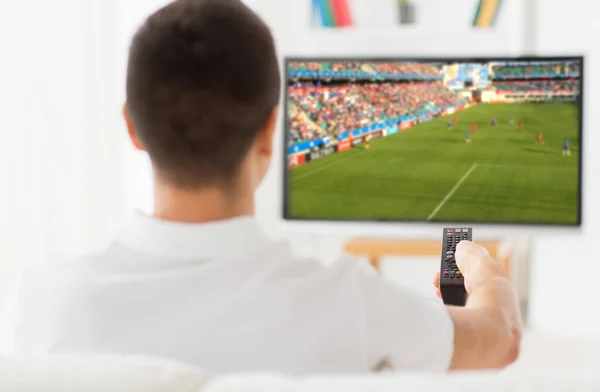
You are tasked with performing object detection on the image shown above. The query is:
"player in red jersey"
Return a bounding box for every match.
[453,114,458,125]
[535,131,544,144]
[518,120,523,132]
[471,122,477,133]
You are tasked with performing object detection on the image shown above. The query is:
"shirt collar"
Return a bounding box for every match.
[116,211,268,260]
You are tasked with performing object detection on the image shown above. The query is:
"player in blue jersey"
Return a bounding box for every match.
[491,116,496,126]
[465,129,471,143]
[447,120,452,130]
[562,138,571,156]
[508,113,514,124]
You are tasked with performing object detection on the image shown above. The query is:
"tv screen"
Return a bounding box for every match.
[283,57,583,226]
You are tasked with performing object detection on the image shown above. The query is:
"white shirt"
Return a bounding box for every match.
[0,213,454,374]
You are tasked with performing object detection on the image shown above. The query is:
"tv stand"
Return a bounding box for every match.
[344,238,511,275]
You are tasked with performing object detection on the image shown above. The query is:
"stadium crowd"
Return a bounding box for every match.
[288,62,367,73]
[288,62,442,76]
[493,62,580,77]
[288,82,465,145]
[365,62,440,76]
[494,80,580,92]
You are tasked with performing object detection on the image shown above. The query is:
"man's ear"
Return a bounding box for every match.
[122,103,145,151]
[257,106,279,157]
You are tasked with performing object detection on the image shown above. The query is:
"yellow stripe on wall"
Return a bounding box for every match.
[475,0,501,27]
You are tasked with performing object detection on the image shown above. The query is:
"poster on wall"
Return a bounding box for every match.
[305,0,520,58]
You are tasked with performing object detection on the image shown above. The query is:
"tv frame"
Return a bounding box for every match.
[281,56,584,232]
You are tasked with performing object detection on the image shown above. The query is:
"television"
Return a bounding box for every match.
[282,57,583,233]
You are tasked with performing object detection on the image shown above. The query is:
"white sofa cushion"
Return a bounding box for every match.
[0,355,207,392]
[204,372,600,392]
[509,333,600,370]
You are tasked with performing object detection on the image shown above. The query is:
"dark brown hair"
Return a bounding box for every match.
[126,0,280,188]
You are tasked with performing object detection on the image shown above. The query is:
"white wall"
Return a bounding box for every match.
[526,0,600,338]
[0,0,129,301]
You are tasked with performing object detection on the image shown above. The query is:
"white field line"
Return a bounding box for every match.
[427,163,478,221]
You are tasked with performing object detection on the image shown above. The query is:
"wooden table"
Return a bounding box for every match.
[344,238,510,275]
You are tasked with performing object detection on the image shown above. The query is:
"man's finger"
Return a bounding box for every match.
[432,272,440,288]
[455,240,491,274]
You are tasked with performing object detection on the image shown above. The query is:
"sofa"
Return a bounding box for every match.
[2,333,600,391]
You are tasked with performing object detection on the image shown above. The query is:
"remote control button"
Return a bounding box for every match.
[450,272,455,278]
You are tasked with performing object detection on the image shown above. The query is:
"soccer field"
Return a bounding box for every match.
[286,103,581,225]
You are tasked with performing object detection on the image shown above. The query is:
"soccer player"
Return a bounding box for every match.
[508,113,514,124]
[471,122,477,134]
[453,114,458,125]
[466,129,471,143]
[535,131,544,144]
[518,120,523,132]
[364,134,371,150]
[491,116,496,127]
[447,120,453,130]
[563,138,571,156]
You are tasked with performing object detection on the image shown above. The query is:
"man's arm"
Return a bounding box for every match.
[437,241,523,370]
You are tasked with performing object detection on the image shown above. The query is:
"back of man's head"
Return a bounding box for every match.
[125,0,280,189]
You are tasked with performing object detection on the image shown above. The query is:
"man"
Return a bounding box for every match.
[563,138,571,156]
[465,129,471,143]
[491,116,496,127]
[471,122,477,134]
[518,120,523,132]
[0,0,521,374]
[364,133,371,150]
[536,131,544,144]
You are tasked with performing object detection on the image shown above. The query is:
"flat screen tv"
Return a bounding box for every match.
[283,57,583,227]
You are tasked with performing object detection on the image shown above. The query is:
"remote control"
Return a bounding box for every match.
[439,227,471,306]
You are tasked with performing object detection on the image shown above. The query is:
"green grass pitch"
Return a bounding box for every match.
[287,103,581,225]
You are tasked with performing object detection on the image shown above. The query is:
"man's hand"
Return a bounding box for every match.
[432,241,505,298]
[432,240,523,370]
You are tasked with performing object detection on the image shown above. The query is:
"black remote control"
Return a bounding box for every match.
[439,227,471,306]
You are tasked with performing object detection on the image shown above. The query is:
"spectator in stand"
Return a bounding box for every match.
[366,62,440,76]
[492,63,570,77]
